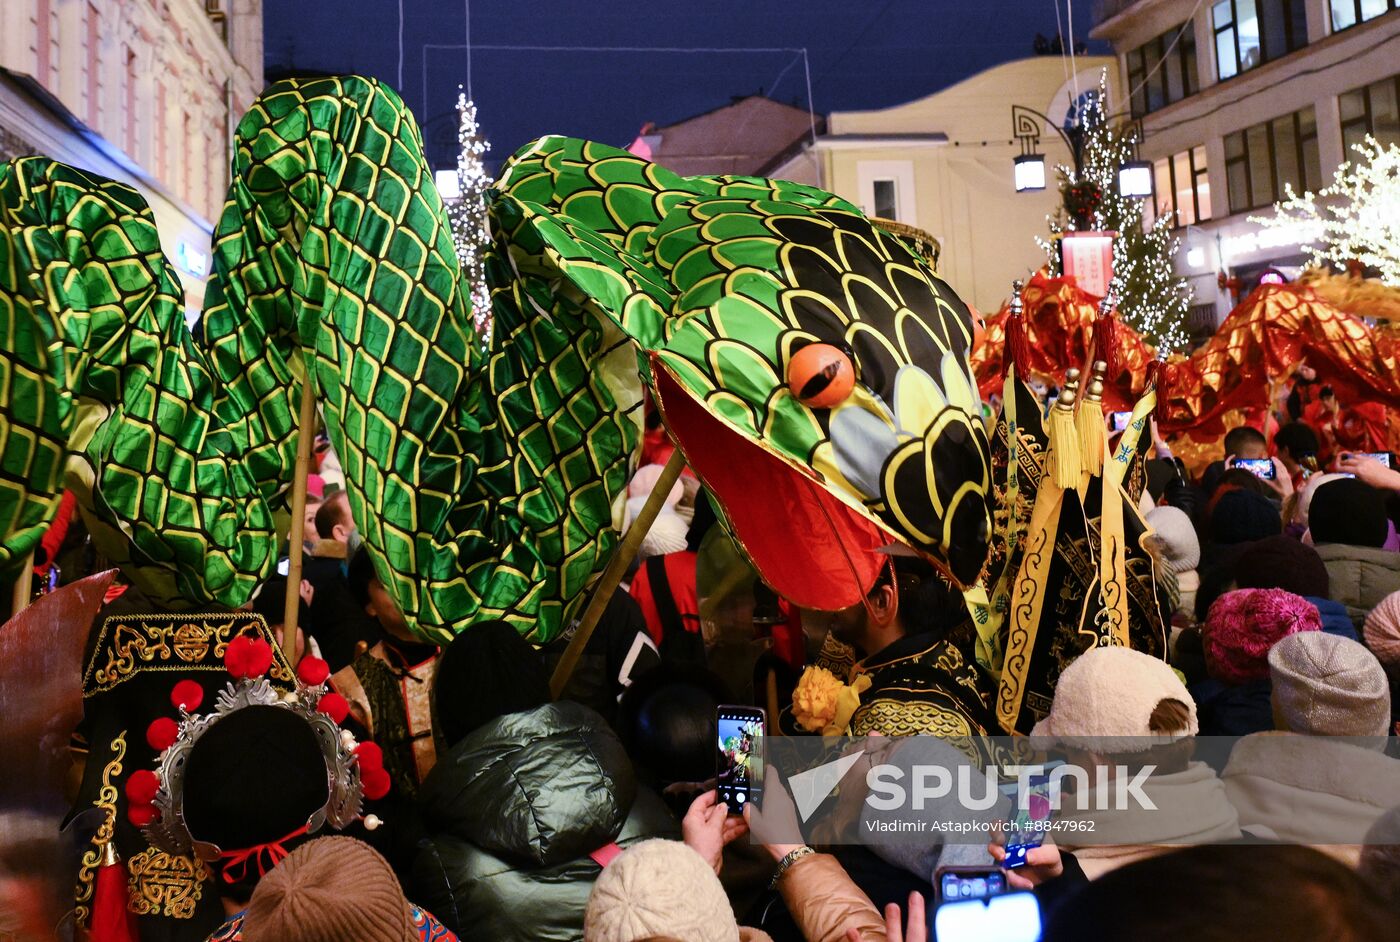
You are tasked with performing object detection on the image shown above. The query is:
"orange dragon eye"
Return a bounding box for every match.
[788,343,855,409]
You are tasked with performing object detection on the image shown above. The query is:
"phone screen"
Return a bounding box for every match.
[1110,411,1133,432]
[1233,458,1275,480]
[932,892,1042,942]
[1358,452,1392,468]
[1002,774,1053,869]
[716,706,765,813]
[938,868,1008,902]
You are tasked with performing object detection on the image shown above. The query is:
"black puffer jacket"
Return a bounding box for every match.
[409,701,678,941]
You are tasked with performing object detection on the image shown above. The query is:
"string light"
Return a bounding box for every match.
[448,89,493,344]
[1038,74,1191,352]
[1252,136,1400,286]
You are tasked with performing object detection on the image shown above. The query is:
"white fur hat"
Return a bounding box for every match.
[1031,646,1198,752]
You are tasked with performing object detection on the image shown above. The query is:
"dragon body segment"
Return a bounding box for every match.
[1,75,1006,648]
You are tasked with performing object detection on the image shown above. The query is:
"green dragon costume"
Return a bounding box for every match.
[0,74,990,641]
[0,75,1162,734]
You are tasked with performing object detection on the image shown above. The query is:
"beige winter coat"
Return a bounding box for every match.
[1054,761,1243,879]
[1222,732,1400,865]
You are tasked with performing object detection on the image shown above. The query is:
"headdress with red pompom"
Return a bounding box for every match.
[135,635,391,867]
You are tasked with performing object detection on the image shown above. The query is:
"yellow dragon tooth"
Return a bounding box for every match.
[892,364,946,436]
[940,349,978,415]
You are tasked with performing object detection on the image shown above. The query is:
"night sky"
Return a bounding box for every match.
[263,0,1106,173]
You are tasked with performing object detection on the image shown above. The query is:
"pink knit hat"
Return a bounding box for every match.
[1204,588,1321,686]
[1363,590,1400,676]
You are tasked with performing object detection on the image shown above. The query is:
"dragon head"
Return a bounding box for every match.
[491,138,992,609]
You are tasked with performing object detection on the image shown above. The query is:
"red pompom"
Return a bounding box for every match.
[354,741,383,769]
[146,717,180,752]
[170,679,204,713]
[361,767,392,801]
[317,692,350,725]
[127,803,159,828]
[296,656,331,687]
[224,635,253,679]
[125,769,160,805]
[242,637,274,679]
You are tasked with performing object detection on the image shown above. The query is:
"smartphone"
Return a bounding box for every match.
[716,705,765,814]
[936,866,1009,903]
[1355,452,1392,468]
[1233,457,1276,481]
[276,557,290,576]
[1110,411,1133,432]
[1001,773,1053,869]
[932,892,1042,942]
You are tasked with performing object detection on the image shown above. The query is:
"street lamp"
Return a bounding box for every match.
[1010,104,1147,211]
[1116,160,1154,200]
[1014,154,1047,192]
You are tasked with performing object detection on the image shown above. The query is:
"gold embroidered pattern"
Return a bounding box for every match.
[73,731,125,929]
[83,613,294,695]
[127,847,208,919]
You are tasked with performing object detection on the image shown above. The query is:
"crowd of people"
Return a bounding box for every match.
[14,370,1400,941]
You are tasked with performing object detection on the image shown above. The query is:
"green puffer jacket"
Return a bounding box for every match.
[409,701,679,941]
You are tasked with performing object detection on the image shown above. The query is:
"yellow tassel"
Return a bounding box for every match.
[1047,395,1081,490]
[1077,401,1105,477]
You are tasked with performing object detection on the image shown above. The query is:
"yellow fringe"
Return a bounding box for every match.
[1077,401,1105,477]
[1047,402,1081,490]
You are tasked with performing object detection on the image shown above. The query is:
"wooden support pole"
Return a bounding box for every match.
[550,449,686,699]
[9,550,33,618]
[281,373,319,658]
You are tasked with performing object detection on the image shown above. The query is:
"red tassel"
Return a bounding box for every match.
[1006,312,1030,378]
[90,842,138,942]
[1093,309,1121,381]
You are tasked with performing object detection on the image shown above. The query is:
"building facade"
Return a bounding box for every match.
[0,0,264,317]
[1092,0,1400,326]
[767,57,1119,315]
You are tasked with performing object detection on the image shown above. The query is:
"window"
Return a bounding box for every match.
[1150,145,1212,227]
[1224,106,1321,212]
[1126,22,1198,116]
[1213,0,1307,79]
[1331,0,1397,31]
[856,160,915,224]
[1339,74,1400,151]
[872,179,898,220]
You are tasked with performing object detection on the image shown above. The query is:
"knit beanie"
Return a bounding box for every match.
[433,619,550,748]
[1210,490,1282,545]
[1363,590,1400,677]
[628,464,684,504]
[1308,478,1389,547]
[1030,646,1198,752]
[1204,588,1321,686]
[1269,632,1392,737]
[584,839,739,942]
[1145,506,1200,573]
[243,837,413,942]
[1232,535,1330,599]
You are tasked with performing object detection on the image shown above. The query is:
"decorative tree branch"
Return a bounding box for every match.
[1252,137,1400,286]
[448,91,493,344]
[1040,72,1192,352]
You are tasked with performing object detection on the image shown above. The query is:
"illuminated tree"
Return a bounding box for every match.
[1252,136,1400,285]
[449,91,493,343]
[1038,74,1191,351]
